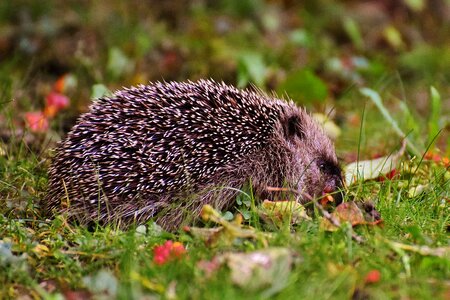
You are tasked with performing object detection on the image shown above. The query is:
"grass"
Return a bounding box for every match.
[1,1,449,299]
[0,114,448,299]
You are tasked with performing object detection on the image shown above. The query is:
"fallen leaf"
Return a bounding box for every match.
[321,202,366,231]
[32,244,50,258]
[183,226,224,246]
[199,205,268,246]
[196,248,297,294]
[224,248,296,292]
[407,184,429,198]
[334,202,366,225]
[320,201,382,232]
[258,200,310,228]
[345,140,406,185]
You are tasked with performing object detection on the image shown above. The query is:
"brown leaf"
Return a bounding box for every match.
[335,202,366,225]
[321,202,368,231]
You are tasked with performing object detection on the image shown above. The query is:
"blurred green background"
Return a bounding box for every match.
[0,0,449,156]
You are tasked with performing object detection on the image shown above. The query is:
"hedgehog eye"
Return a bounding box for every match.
[318,162,326,170]
[284,115,305,139]
[318,159,341,176]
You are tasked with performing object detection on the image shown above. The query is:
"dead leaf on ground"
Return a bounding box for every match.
[345,140,406,185]
[183,226,224,246]
[258,200,310,228]
[184,205,269,246]
[407,184,430,198]
[226,248,296,291]
[321,201,383,231]
[197,248,298,293]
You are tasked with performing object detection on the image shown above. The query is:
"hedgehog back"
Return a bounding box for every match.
[45,80,290,225]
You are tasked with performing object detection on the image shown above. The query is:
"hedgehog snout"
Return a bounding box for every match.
[316,157,344,205]
[323,173,344,205]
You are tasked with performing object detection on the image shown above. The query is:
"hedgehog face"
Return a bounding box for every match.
[315,157,343,204]
[281,111,343,203]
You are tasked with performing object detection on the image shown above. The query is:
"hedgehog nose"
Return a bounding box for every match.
[324,175,344,205]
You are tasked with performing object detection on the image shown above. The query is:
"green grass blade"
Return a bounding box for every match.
[359,87,422,157]
[427,86,442,150]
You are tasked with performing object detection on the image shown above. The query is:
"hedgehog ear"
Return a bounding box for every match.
[284,115,305,139]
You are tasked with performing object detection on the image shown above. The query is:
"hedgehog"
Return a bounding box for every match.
[45,79,343,230]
